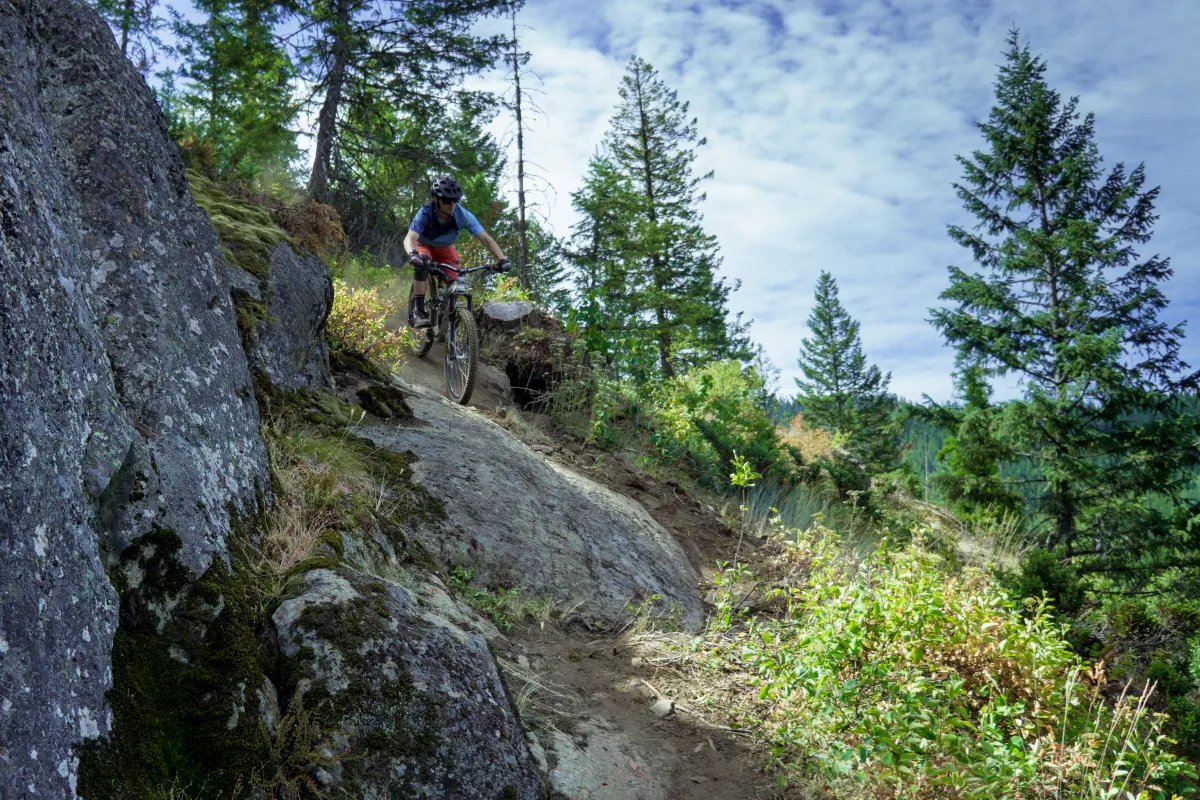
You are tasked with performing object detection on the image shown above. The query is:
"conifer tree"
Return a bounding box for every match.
[928,365,1021,521]
[171,0,299,180]
[299,0,517,203]
[796,271,896,472]
[600,57,747,377]
[931,31,1200,582]
[567,153,641,366]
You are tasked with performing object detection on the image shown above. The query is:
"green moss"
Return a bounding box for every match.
[318,529,345,557]
[77,528,274,800]
[330,347,390,383]
[357,384,412,420]
[187,170,287,294]
[290,579,448,794]
[268,385,446,540]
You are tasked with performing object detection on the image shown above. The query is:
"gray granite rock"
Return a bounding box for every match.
[249,241,333,389]
[273,568,543,799]
[0,0,268,795]
[364,380,705,631]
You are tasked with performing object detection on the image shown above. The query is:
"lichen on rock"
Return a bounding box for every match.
[2,0,268,795]
[273,567,544,799]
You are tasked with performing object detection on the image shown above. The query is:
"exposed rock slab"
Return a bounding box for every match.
[362,380,704,630]
[532,723,668,800]
[0,0,268,794]
[482,299,536,324]
[273,568,543,799]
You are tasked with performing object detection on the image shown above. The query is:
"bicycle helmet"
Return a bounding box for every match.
[431,176,464,201]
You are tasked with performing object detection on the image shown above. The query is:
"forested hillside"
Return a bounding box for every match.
[77,0,1200,796]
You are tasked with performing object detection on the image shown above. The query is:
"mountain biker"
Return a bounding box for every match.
[405,176,511,328]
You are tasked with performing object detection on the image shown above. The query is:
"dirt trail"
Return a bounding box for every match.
[395,343,514,412]
[393,354,779,799]
[494,626,772,800]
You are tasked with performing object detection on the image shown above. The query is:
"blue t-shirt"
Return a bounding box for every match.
[409,201,484,247]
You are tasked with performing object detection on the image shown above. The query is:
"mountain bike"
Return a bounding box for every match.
[407,261,500,405]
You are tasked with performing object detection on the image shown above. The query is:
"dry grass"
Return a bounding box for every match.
[497,656,587,722]
[243,416,385,599]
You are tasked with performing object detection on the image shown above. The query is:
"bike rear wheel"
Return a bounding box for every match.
[444,304,478,405]
[407,284,434,358]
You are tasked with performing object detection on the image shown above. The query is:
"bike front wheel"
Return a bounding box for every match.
[444,304,478,405]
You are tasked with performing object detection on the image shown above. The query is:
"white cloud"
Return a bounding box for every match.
[479,0,1200,402]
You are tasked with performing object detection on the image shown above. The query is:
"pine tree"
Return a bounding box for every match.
[524,219,571,315]
[299,0,517,203]
[600,57,748,377]
[927,365,1021,521]
[567,153,642,367]
[931,31,1200,583]
[171,0,299,181]
[795,271,896,472]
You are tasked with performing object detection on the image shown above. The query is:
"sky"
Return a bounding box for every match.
[462,0,1200,403]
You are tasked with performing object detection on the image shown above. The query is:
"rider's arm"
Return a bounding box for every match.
[475,230,506,263]
[404,229,420,253]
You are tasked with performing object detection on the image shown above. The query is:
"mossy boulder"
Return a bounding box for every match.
[78,529,276,800]
[273,568,543,799]
[188,171,334,390]
[1,1,268,795]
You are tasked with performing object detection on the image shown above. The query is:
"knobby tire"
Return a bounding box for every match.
[444,304,478,405]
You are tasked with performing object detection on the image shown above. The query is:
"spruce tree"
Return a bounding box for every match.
[567,154,643,368]
[930,31,1200,583]
[928,365,1021,521]
[171,0,299,181]
[600,57,747,377]
[796,271,896,472]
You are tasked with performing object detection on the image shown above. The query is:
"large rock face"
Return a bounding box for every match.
[273,568,544,799]
[249,241,333,389]
[365,379,706,630]
[0,0,268,794]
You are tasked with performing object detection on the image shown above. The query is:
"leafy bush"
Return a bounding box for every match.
[778,413,837,462]
[487,275,531,303]
[325,279,414,364]
[697,522,1198,798]
[649,360,799,490]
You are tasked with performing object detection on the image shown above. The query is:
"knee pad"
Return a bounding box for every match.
[413,263,429,282]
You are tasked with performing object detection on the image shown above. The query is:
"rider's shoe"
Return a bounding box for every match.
[412,313,432,329]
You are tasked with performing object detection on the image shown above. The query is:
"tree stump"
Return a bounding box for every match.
[479,300,538,331]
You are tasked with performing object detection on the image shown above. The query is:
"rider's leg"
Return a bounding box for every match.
[411,259,432,327]
[411,244,461,328]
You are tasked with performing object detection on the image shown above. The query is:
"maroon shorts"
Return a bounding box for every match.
[414,243,461,280]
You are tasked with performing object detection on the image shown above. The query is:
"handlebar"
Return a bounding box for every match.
[423,260,505,278]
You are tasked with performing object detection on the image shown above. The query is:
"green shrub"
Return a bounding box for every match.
[325,279,414,364]
[697,522,1198,798]
[648,360,798,490]
[1003,547,1089,616]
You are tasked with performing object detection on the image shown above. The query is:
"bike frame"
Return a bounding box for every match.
[420,261,493,328]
